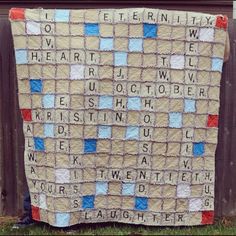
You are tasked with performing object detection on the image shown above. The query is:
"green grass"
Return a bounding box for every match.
[1,218,236,235]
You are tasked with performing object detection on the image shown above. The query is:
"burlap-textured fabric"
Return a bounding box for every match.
[10,8,228,227]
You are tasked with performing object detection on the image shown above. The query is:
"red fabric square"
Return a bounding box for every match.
[9,8,25,20]
[202,211,214,224]
[21,109,32,121]
[31,205,40,221]
[207,115,219,127]
[215,15,228,30]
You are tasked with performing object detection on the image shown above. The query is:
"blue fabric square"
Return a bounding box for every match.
[82,195,95,209]
[85,23,99,36]
[184,99,196,113]
[99,96,113,109]
[43,95,55,108]
[30,80,42,93]
[34,137,45,151]
[143,23,158,38]
[96,182,108,195]
[15,50,27,64]
[84,139,97,153]
[55,213,70,227]
[122,183,135,195]
[126,126,139,140]
[55,10,70,22]
[212,58,223,72]
[129,38,143,52]
[100,38,113,50]
[193,142,205,157]
[98,125,111,138]
[169,112,182,128]
[114,52,127,66]
[135,197,148,211]
[44,124,54,137]
[127,97,141,110]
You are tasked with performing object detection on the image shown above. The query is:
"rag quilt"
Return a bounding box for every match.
[9,8,228,227]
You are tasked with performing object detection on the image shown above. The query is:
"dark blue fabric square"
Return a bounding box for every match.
[30,80,42,93]
[34,137,45,151]
[82,195,95,209]
[135,197,148,211]
[193,142,205,157]
[84,139,97,153]
[143,23,158,38]
[85,23,99,36]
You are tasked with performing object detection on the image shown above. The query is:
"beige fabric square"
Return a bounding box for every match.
[56,154,70,168]
[196,100,208,114]
[70,10,85,22]
[199,43,212,57]
[194,129,206,142]
[155,113,168,127]
[172,26,185,40]
[129,24,143,37]
[206,129,218,144]
[70,81,84,94]
[172,41,185,54]
[70,24,84,35]
[128,68,142,81]
[204,157,215,170]
[100,52,113,65]
[155,98,169,112]
[34,123,44,137]
[108,182,121,195]
[198,57,211,71]
[149,199,162,212]
[83,168,96,181]
[158,40,172,54]
[198,71,210,85]
[158,25,172,39]
[152,143,167,155]
[208,100,219,114]
[71,37,84,48]
[86,37,99,50]
[97,140,110,153]
[100,80,113,94]
[188,212,202,225]
[195,114,207,128]
[192,158,204,170]
[143,39,156,53]
[191,185,203,198]
[100,24,113,37]
[115,24,128,37]
[99,66,113,79]
[14,36,27,48]
[69,125,83,138]
[162,185,176,198]
[168,129,182,142]
[143,54,156,67]
[11,21,25,35]
[56,36,70,49]
[18,80,30,93]
[166,143,180,156]
[127,111,139,125]
[123,155,137,168]
[162,199,176,212]
[70,139,83,154]
[56,80,69,93]
[183,114,195,126]
[153,128,167,142]
[95,196,107,208]
[128,53,142,67]
[19,94,31,108]
[107,196,121,208]
[176,199,188,211]
[54,198,69,211]
[55,23,69,35]
[45,153,55,167]
[84,125,97,138]
[169,99,184,112]
[85,10,99,22]
[111,141,124,155]
[208,87,220,100]
[16,65,28,79]
[82,155,95,167]
[214,29,226,43]
[46,168,55,182]
[81,183,95,195]
[213,43,225,58]
[122,197,134,209]
[149,185,162,198]
[96,154,110,167]
[142,69,156,81]
[29,65,42,77]
[112,126,126,139]
[171,70,185,84]
[42,65,56,79]
[110,155,123,167]
[114,38,128,51]
[124,141,138,154]
[43,80,55,93]
[71,95,84,109]
[165,158,179,170]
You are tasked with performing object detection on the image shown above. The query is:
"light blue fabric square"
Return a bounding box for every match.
[98,125,111,138]
[44,124,54,137]
[122,183,135,195]
[96,182,108,195]
[100,38,113,50]
[184,99,196,113]
[55,10,70,22]
[99,96,113,109]
[114,52,127,66]
[55,213,70,227]
[85,23,99,36]
[169,112,182,128]
[129,38,143,52]
[126,126,139,140]
[43,95,55,108]
[15,50,28,64]
[127,97,141,110]
[212,58,223,72]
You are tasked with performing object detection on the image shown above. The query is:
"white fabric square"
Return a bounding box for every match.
[26,21,41,35]
[70,65,84,79]
[170,55,185,69]
[55,169,70,183]
[189,198,202,211]
[199,28,214,42]
[39,194,47,209]
[177,184,190,198]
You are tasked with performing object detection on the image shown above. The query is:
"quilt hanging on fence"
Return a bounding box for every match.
[10,8,228,227]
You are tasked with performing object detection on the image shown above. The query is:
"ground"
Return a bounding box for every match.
[1,216,236,235]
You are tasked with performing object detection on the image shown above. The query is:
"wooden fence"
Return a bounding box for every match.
[0,3,236,218]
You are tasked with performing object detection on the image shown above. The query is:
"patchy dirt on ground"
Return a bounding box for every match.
[0,216,18,225]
